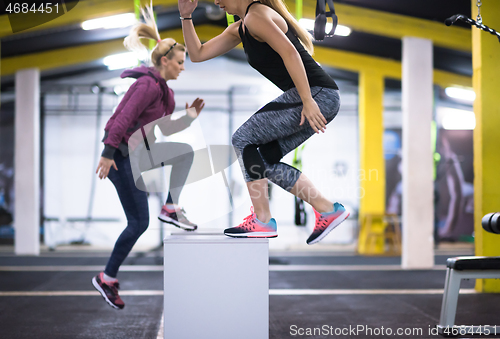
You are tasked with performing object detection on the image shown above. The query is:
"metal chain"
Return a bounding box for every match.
[476,0,482,24]
[445,2,500,43]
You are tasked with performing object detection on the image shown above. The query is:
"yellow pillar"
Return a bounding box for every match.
[472,0,500,292]
[357,70,386,254]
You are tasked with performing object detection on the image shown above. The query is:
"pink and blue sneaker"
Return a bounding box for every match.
[224,207,278,238]
[307,202,350,245]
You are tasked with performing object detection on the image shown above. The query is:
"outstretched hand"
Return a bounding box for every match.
[186,97,205,118]
[178,0,198,18]
[299,100,327,133]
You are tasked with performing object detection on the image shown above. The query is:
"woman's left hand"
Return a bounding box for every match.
[96,156,118,180]
[186,97,205,118]
[178,0,198,18]
[299,100,327,133]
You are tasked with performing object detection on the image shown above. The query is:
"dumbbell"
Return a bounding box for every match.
[482,212,500,234]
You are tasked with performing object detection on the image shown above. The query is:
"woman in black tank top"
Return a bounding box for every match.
[179,0,348,244]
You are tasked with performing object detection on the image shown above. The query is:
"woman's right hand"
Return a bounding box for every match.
[186,97,205,118]
[299,99,327,133]
[96,157,118,180]
[178,0,198,18]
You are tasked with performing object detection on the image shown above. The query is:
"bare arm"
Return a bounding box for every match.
[158,98,205,136]
[245,11,327,133]
[179,0,241,62]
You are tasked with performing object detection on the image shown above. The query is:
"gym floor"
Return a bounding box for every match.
[1,244,499,339]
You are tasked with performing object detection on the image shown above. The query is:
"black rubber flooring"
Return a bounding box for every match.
[269,294,500,339]
[1,295,163,339]
[1,249,499,339]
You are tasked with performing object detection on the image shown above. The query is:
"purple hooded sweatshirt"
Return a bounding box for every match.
[102,65,188,159]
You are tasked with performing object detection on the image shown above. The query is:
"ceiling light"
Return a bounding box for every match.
[298,18,351,36]
[103,52,141,70]
[439,107,476,130]
[82,13,136,30]
[444,87,476,102]
[331,25,351,37]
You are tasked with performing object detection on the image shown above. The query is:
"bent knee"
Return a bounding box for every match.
[135,218,150,235]
[242,144,267,180]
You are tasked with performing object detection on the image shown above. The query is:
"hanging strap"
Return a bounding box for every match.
[445,14,500,43]
[314,0,338,41]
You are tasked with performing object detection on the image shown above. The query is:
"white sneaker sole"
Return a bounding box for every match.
[92,276,121,310]
[308,210,350,245]
[224,231,278,238]
[158,215,197,231]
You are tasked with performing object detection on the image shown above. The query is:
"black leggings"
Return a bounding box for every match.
[104,142,194,277]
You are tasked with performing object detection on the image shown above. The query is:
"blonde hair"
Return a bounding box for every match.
[123,4,185,67]
[259,0,314,55]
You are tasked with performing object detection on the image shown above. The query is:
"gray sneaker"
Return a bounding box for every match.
[158,205,197,231]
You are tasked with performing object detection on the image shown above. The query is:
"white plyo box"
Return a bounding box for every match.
[163,233,269,339]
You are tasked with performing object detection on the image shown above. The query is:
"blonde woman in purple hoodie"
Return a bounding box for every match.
[92,6,204,310]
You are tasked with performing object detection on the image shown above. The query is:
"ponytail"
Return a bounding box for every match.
[123,4,185,68]
[260,0,314,55]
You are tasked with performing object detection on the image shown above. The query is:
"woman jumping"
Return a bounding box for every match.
[92,6,204,309]
[178,0,349,244]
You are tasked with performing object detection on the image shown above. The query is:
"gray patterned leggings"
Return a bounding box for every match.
[231,86,340,192]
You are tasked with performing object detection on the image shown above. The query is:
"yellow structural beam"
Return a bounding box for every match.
[286,1,471,52]
[1,39,123,76]
[313,46,471,88]
[313,45,400,78]
[0,26,214,76]
[357,70,386,255]
[1,24,471,89]
[472,0,500,293]
[1,0,471,53]
[434,70,471,89]
[0,0,180,38]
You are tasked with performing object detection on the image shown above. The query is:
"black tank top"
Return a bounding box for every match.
[238,1,338,92]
